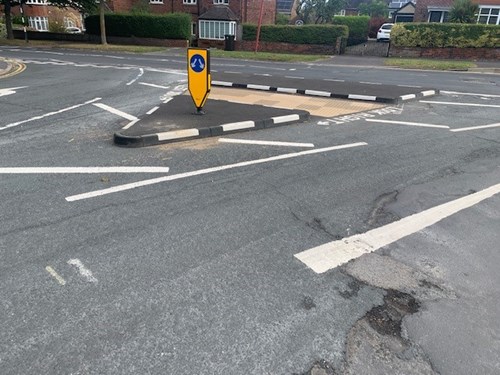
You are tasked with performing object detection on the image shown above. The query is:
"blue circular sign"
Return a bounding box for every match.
[190,54,206,73]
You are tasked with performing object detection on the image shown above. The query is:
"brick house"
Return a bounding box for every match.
[414,0,500,24]
[10,0,84,32]
[110,0,276,41]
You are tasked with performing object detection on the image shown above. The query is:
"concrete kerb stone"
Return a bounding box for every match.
[114,112,310,147]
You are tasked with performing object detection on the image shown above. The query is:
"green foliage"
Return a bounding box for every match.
[359,0,388,18]
[449,0,478,23]
[129,0,152,14]
[0,23,6,38]
[275,13,290,25]
[368,17,390,38]
[332,16,370,45]
[84,13,191,39]
[11,15,24,25]
[391,23,500,48]
[242,24,349,45]
[296,0,347,24]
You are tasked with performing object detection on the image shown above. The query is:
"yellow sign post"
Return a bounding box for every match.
[187,48,211,114]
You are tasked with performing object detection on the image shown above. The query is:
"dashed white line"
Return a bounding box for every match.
[420,101,500,108]
[219,138,315,148]
[365,119,450,129]
[67,259,98,283]
[65,143,367,202]
[284,76,305,79]
[359,82,382,85]
[93,103,138,121]
[45,266,66,286]
[324,79,345,82]
[146,106,160,115]
[0,98,101,131]
[0,167,170,174]
[295,183,500,273]
[139,82,170,90]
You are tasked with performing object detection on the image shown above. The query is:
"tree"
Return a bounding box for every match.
[296,0,347,24]
[1,0,97,40]
[359,0,388,18]
[449,0,478,23]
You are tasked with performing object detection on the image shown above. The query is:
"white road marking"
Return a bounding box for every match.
[67,259,98,283]
[359,82,382,85]
[420,100,500,108]
[126,68,144,85]
[219,138,315,148]
[45,266,66,286]
[451,123,500,132]
[324,79,345,82]
[284,76,304,79]
[365,119,450,129]
[441,91,500,98]
[93,103,138,121]
[0,97,101,131]
[0,86,27,97]
[295,183,500,273]
[146,106,160,115]
[122,119,139,130]
[139,82,170,90]
[397,85,422,88]
[66,142,367,202]
[0,167,170,174]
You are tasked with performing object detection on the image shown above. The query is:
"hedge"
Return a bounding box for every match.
[0,23,6,39]
[242,24,348,45]
[391,23,500,48]
[84,13,191,39]
[332,16,370,46]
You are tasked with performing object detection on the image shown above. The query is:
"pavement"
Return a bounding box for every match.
[2,51,498,147]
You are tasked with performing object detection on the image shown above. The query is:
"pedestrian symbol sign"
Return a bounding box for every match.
[187,48,210,112]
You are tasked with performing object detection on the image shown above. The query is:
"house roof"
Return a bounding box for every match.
[395,1,415,14]
[199,5,239,21]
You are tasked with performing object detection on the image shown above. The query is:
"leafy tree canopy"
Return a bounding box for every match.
[359,0,388,18]
[296,0,348,24]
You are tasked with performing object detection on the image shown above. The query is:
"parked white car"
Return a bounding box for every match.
[377,23,394,42]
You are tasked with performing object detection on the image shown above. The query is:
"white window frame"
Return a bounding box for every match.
[183,0,197,4]
[427,9,449,23]
[198,20,236,40]
[64,17,76,28]
[26,0,47,4]
[477,7,500,25]
[214,0,229,4]
[149,0,163,3]
[28,16,49,31]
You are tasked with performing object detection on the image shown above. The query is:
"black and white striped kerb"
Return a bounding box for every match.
[114,113,309,147]
[212,80,438,104]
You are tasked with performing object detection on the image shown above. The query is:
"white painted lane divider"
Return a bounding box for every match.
[365,119,450,129]
[0,86,27,97]
[45,266,66,286]
[66,142,367,202]
[67,259,98,283]
[0,97,101,131]
[420,100,500,108]
[93,103,138,122]
[126,67,144,86]
[139,82,170,90]
[450,123,500,132]
[0,167,170,174]
[219,138,315,148]
[295,183,500,274]
[441,91,500,98]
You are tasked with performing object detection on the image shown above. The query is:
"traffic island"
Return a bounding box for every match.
[114,95,309,147]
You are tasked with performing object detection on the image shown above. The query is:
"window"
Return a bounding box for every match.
[428,10,448,22]
[26,0,47,4]
[64,17,76,28]
[214,0,229,4]
[28,16,49,31]
[183,0,196,4]
[477,7,500,25]
[199,20,236,40]
[150,0,163,3]
[191,22,197,36]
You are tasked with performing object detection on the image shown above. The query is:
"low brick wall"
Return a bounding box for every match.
[389,46,500,60]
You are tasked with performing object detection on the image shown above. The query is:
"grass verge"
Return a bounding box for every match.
[385,58,476,71]
[210,49,328,62]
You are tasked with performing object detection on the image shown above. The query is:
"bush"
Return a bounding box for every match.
[391,23,500,48]
[0,23,6,38]
[242,24,348,45]
[332,16,370,46]
[84,13,191,39]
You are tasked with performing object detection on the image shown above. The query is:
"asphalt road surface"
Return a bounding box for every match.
[1,47,499,375]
